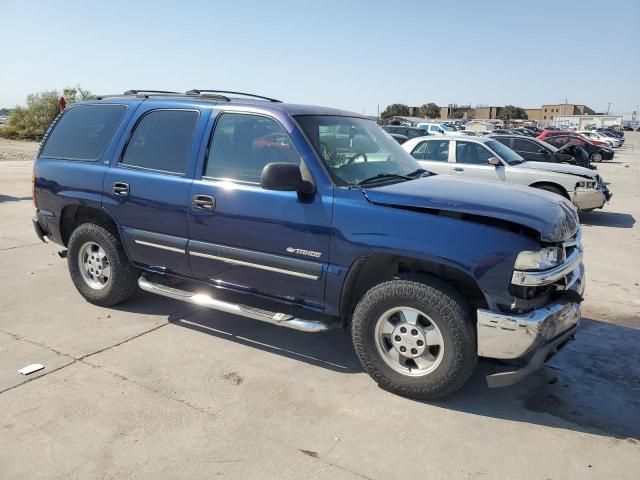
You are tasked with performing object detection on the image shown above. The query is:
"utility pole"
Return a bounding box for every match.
[607,102,611,114]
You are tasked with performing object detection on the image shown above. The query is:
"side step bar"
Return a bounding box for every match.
[138,276,333,333]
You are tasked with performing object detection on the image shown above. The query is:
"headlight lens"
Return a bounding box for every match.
[514,247,562,271]
[576,180,597,189]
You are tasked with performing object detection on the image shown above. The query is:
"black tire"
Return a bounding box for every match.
[535,184,565,198]
[67,221,138,306]
[351,275,477,400]
[591,152,603,163]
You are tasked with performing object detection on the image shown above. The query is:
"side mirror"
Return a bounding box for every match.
[260,163,314,194]
[488,157,501,166]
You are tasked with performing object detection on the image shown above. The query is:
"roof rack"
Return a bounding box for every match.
[185,89,282,103]
[123,89,182,96]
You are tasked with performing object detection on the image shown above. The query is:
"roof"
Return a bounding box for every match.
[402,134,493,150]
[80,92,363,118]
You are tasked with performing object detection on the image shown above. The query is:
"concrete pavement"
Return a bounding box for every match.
[0,135,638,479]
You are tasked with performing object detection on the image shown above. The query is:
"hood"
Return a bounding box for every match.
[517,161,597,179]
[364,176,579,242]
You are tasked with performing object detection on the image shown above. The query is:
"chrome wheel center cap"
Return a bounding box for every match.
[391,323,427,358]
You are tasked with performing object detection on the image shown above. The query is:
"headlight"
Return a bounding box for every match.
[514,247,562,271]
[576,180,597,189]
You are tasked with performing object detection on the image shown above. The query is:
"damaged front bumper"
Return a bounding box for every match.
[476,264,584,388]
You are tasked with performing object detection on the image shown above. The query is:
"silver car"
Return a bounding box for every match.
[402,135,611,211]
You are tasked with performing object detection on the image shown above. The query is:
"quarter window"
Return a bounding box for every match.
[121,110,199,174]
[205,113,300,183]
[40,104,127,161]
[455,141,493,165]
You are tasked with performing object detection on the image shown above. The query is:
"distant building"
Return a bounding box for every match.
[552,115,622,129]
[540,104,595,123]
[440,105,473,119]
[474,106,502,120]
[524,109,542,121]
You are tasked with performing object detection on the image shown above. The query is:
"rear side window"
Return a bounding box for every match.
[511,139,539,153]
[423,139,450,161]
[121,110,199,174]
[40,104,127,160]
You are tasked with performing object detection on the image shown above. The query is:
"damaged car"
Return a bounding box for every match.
[403,135,611,211]
[32,90,585,399]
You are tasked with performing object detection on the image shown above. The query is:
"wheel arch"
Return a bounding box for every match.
[528,181,571,200]
[60,205,120,247]
[339,253,488,326]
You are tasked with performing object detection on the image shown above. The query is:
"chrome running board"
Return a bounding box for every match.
[138,276,332,333]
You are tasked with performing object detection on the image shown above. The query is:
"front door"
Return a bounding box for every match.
[510,138,549,163]
[103,104,205,276]
[187,111,332,308]
[450,140,505,182]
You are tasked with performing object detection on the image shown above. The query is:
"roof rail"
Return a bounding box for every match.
[185,89,282,103]
[123,89,181,96]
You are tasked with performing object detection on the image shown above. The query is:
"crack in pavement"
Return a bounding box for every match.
[0,241,46,251]
[0,305,197,395]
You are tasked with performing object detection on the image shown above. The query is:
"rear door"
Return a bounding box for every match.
[103,103,207,276]
[411,138,452,175]
[187,110,332,307]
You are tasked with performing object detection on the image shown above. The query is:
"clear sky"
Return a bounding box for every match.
[2,0,639,115]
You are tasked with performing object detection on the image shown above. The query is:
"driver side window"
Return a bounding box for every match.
[455,141,493,165]
[204,113,301,183]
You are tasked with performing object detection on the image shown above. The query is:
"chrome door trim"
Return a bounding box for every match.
[134,239,186,254]
[188,250,319,280]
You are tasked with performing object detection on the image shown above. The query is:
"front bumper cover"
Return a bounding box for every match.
[477,263,584,388]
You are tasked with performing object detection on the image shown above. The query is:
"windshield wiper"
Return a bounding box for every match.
[355,173,412,187]
[406,168,429,177]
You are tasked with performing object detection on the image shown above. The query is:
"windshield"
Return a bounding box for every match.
[295,115,422,187]
[441,124,454,131]
[485,140,525,165]
[537,139,558,152]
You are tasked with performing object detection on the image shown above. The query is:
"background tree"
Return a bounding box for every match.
[380,103,410,121]
[498,105,528,121]
[419,102,440,119]
[0,85,90,140]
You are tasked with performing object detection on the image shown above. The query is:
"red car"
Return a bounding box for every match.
[537,130,609,147]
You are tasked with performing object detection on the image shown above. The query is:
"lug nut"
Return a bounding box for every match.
[411,329,418,336]
[417,340,424,346]
[400,346,406,353]
[411,348,417,355]
[394,335,401,342]
[400,327,407,333]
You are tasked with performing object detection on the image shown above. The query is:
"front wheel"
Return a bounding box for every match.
[351,276,477,400]
[591,152,603,163]
[67,222,138,306]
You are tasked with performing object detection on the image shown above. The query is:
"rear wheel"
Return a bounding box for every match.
[67,222,138,306]
[591,152,603,163]
[351,276,477,400]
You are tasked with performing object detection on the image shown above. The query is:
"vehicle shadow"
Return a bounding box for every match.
[580,211,635,228]
[0,194,32,204]
[164,296,640,440]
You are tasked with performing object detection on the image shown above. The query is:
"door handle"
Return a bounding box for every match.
[192,195,215,210]
[453,167,464,172]
[112,182,129,196]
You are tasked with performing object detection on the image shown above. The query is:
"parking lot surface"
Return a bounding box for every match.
[0,135,639,479]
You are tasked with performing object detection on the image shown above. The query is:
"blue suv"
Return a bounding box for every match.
[32,90,584,399]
